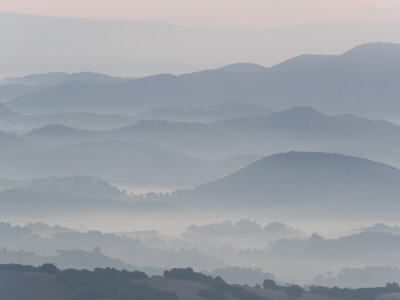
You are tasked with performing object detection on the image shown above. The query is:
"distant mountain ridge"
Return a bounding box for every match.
[215,63,268,73]
[28,124,90,137]
[7,42,400,118]
[0,72,132,104]
[1,71,131,86]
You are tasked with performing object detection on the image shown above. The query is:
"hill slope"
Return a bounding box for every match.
[182,152,400,215]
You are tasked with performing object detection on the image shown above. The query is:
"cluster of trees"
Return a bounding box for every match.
[164,267,267,300]
[262,279,303,299]
[310,282,400,300]
[2,264,399,300]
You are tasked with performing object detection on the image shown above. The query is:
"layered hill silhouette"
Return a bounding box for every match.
[102,120,241,159]
[1,71,130,87]
[0,102,19,118]
[0,129,29,155]
[21,120,248,159]
[3,12,400,291]
[6,176,127,200]
[137,102,274,122]
[28,112,136,131]
[0,139,204,184]
[25,124,94,146]
[20,106,400,165]
[0,100,138,131]
[0,139,255,187]
[178,152,400,216]
[211,106,400,162]
[0,71,129,103]
[211,106,353,148]
[7,43,400,118]
[0,84,38,102]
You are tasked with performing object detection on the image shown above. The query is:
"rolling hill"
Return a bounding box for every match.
[178,152,400,216]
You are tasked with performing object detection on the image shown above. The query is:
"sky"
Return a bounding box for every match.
[2,0,400,28]
[1,0,400,78]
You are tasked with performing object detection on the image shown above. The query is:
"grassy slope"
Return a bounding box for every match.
[0,270,71,300]
[135,277,362,300]
[134,277,229,300]
[0,269,385,300]
[377,294,400,300]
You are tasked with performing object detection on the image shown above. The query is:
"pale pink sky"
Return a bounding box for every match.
[2,0,400,27]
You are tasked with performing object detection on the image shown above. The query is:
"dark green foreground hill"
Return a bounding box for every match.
[0,264,267,300]
[1,264,400,300]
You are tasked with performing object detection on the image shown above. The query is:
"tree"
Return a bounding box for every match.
[39,263,58,274]
[286,284,303,299]
[263,279,277,290]
[385,282,400,293]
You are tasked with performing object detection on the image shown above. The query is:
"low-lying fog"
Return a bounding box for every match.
[1,210,389,238]
[1,208,399,287]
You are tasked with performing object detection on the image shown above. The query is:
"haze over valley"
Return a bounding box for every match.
[2,9,400,298]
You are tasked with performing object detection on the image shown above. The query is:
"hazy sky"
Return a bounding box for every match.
[2,0,400,28]
[1,0,400,78]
